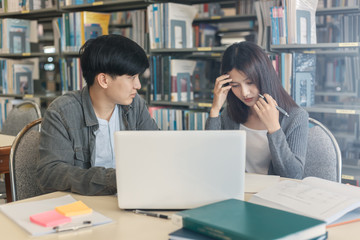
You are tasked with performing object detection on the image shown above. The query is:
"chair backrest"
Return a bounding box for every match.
[9,118,42,201]
[1,101,41,136]
[304,117,342,183]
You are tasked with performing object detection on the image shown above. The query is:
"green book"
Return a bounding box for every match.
[172,199,326,240]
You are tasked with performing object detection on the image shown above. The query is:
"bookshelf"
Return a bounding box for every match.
[147,1,257,116]
[3,1,358,182]
[267,2,360,184]
[0,0,151,127]
[0,0,256,129]
[60,0,148,12]
[0,2,61,123]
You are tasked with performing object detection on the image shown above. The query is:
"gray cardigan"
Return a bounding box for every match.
[205,107,309,179]
[37,86,159,196]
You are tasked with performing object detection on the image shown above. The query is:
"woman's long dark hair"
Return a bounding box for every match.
[221,41,297,124]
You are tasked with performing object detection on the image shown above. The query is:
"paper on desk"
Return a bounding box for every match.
[245,174,280,193]
[250,178,360,225]
[0,195,112,236]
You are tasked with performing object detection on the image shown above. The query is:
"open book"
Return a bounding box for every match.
[249,177,360,227]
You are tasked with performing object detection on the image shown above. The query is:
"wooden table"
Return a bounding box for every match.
[0,189,359,239]
[0,134,16,203]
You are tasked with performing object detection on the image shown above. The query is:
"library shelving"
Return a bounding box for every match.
[0,0,152,125]
[269,3,360,184]
[0,3,62,119]
[147,0,257,114]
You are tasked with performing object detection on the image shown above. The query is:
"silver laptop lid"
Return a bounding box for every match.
[115,130,246,209]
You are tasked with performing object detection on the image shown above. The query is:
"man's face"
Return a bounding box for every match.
[106,74,141,105]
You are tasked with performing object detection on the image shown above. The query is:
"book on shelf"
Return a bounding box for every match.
[164,3,197,49]
[292,52,315,107]
[170,59,196,102]
[193,60,211,100]
[130,10,146,49]
[59,57,84,93]
[280,52,292,94]
[0,97,15,130]
[194,23,218,48]
[147,3,197,49]
[1,0,55,12]
[254,1,265,47]
[147,3,161,49]
[284,0,318,44]
[13,62,34,95]
[172,199,327,240]
[236,0,255,15]
[193,3,224,18]
[316,55,359,93]
[262,0,317,45]
[62,0,94,6]
[249,176,360,228]
[0,18,37,54]
[150,55,163,101]
[62,11,110,52]
[150,108,208,131]
[257,0,278,49]
[0,59,37,95]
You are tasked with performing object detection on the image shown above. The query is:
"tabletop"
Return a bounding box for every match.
[0,176,359,239]
[0,134,15,147]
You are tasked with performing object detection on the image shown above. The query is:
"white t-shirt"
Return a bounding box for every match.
[240,124,271,174]
[93,107,120,169]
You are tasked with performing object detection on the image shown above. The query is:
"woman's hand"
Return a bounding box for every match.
[254,93,281,134]
[210,75,233,117]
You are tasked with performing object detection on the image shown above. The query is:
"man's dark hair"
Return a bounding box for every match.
[79,34,149,86]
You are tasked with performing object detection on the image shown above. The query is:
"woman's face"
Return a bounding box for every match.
[228,69,260,107]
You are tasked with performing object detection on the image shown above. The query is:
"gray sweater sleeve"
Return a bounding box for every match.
[205,107,309,179]
[267,107,308,179]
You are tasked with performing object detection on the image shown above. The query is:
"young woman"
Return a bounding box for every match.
[205,41,308,179]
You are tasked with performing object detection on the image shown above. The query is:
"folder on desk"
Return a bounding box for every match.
[0,195,112,236]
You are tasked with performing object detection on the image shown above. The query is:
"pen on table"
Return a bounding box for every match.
[53,220,92,232]
[258,94,289,117]
[133,210,171,220]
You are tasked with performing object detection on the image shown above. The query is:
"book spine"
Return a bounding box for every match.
[174,215,245,240]
[63,13,70,51]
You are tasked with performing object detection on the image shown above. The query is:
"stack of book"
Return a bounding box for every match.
[169,177,360,239]
[170,199,327,240]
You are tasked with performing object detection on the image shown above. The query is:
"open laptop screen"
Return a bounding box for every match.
[115,130,246,209]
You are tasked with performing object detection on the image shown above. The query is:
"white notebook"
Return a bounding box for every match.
[114,130,246,209]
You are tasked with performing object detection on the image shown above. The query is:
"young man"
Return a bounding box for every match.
[37,35,159,195]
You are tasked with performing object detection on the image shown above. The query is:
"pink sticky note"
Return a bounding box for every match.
[30,210,71,227]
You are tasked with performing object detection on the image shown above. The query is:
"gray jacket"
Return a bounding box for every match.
[37,86,158,195]
[205,106,309,179]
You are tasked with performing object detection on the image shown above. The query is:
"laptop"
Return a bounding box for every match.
[114,130,246,209]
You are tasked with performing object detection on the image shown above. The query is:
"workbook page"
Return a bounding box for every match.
[250,179,360,224]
